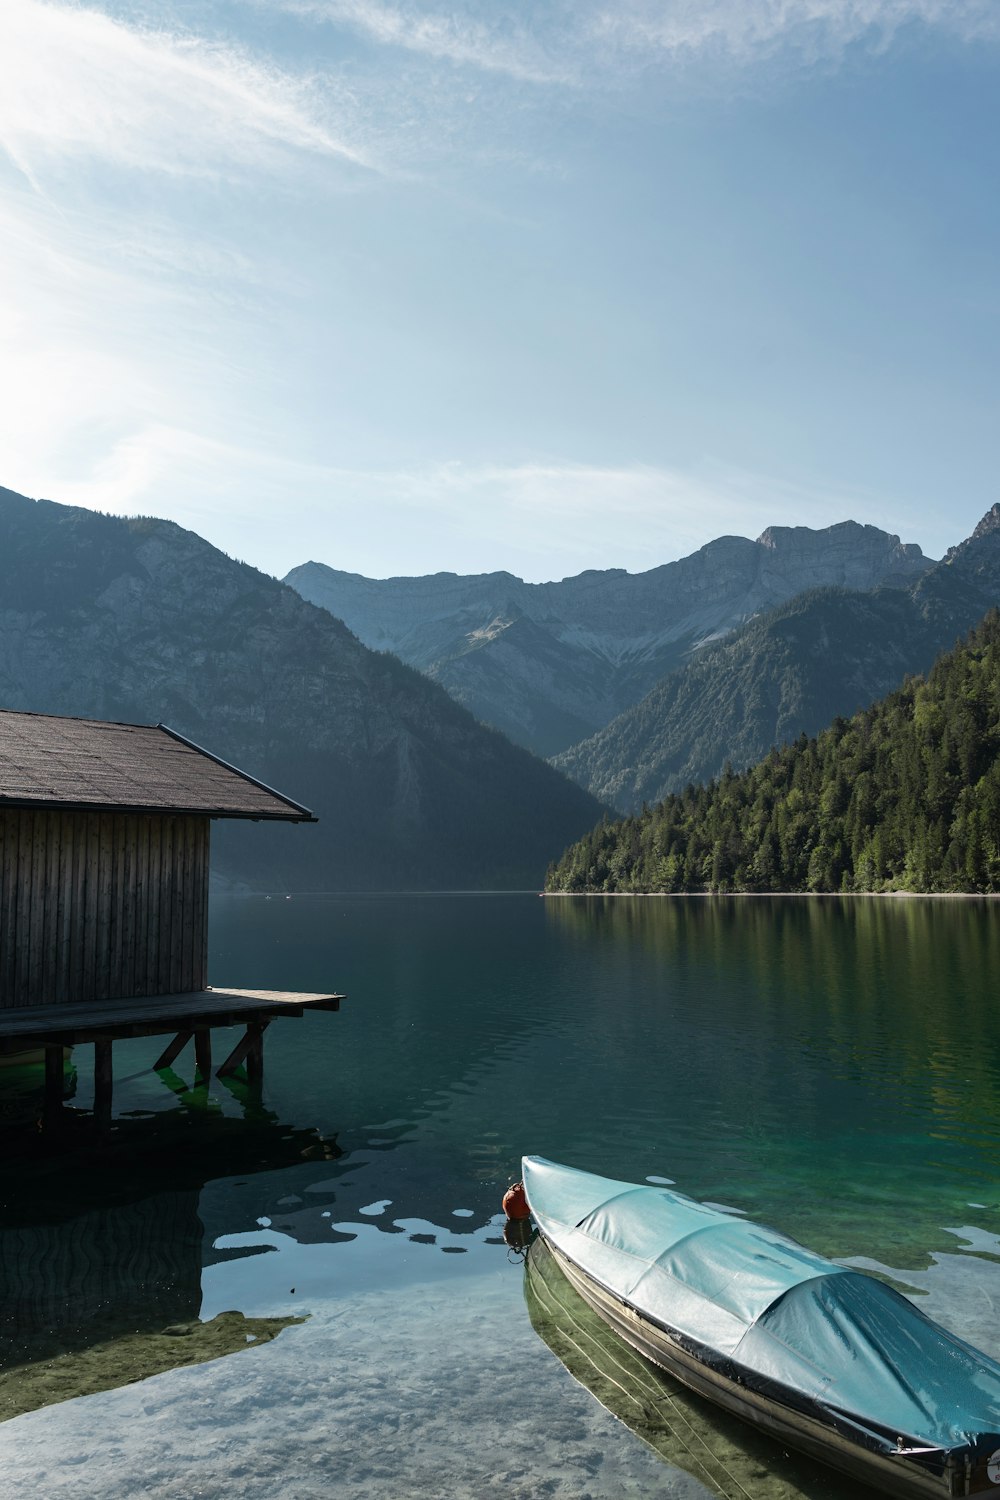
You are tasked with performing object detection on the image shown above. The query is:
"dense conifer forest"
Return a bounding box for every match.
[546,610,1000,895]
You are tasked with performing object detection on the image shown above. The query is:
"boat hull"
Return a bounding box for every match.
[545,1236,960,1499]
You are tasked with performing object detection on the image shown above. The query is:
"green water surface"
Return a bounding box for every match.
[2,893,999,1496]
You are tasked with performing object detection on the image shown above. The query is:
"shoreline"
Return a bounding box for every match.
[542,889,1000,900]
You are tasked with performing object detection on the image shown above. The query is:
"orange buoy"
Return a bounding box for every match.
[502,1181,530,1220]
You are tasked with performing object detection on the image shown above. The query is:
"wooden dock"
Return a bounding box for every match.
[0,987,344,1126]
[0,988,342,1049]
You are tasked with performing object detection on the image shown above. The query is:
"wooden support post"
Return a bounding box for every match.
[245,1022,266,1086]
[94,1039,113,1129]
[194,1028,212,1083]
[153,1030,193,1071]
[216,1025,252,1078]
[214,1020,269,1080]
[44,1044,64,1132]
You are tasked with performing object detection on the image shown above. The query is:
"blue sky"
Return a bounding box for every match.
[1,1,998,580]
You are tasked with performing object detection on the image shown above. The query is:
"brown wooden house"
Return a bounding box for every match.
[0,710,341,1116]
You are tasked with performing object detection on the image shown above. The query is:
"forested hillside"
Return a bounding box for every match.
[547,611,1000,895]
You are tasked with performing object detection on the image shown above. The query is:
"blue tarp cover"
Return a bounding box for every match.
[522,1156,1000,1451]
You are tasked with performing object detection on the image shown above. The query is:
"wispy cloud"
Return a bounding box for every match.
[15,0,986,196]
[271,0,575,85]
[587,0,1000,70]
[272,0,1000,90]
[0,0,372,187]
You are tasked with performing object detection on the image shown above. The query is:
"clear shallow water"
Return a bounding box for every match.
[2,894,1000,1496]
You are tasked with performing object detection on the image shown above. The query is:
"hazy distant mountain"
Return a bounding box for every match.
[0,486,607,890]
[553,506,1000,813]
[285,522,930,758]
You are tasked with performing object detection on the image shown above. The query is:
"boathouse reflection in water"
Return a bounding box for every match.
[0,1064,341,1415]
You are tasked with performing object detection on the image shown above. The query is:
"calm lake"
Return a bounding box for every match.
[2,894,1000,1498]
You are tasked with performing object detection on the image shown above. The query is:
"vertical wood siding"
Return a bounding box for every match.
[0,811,210,1008]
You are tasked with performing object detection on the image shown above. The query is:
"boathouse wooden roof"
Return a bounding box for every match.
[0,710,314,821]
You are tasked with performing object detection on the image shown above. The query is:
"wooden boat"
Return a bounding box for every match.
[522,1157,1000,1499]
[525,1232,874,1499]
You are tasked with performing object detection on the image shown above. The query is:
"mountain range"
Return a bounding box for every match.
[0,486,606,891]
[6,482,995,894]
[554,505,1000,811]
[285,522,930,759]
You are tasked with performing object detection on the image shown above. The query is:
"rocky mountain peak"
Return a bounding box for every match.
[943,505,1000,563]
[971,504,1000,542]
[754,519,921,558]
[755,521,871,549]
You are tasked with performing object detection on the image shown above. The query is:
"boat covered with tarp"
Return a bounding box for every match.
[522,1156,1000,1498]
[524,1232,877,1499]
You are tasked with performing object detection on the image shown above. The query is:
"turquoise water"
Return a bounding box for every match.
[2,894,1000,1497]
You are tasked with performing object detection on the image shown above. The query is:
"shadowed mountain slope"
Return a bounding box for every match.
[0,486,607,890]
[285,522,930,758]
[553,507,1000,813]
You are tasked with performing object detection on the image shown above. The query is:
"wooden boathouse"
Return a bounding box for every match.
[0,709,342,1123]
